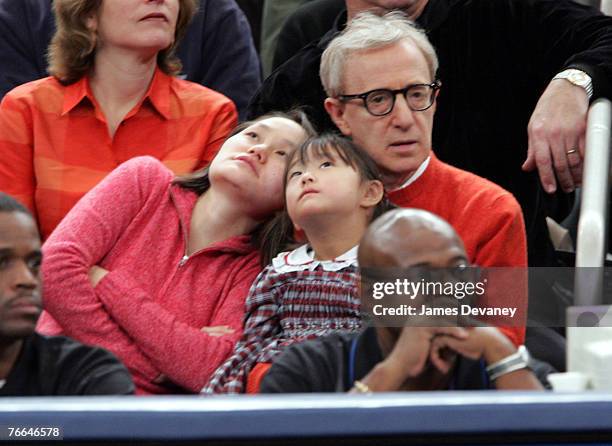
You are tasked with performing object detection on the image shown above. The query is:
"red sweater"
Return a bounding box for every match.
[388,153,527,344]
[36,157,262,394]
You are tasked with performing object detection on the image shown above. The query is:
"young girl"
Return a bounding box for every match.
[36,111,314,395]
[203,133,391,394]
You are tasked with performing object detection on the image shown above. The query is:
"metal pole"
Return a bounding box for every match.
[574,99,612,306]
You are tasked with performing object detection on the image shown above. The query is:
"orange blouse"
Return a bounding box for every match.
[0,67,237,239]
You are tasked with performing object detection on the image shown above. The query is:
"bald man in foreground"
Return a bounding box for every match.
[260,209,551,393]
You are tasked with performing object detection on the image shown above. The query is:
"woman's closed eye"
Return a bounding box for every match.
[274,149,287,157]
[245,131,258,139]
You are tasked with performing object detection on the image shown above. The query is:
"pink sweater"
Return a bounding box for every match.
[36,157,262,394]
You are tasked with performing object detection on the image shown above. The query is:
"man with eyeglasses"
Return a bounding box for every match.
[260,208,551,393]
[321,12,526,346]
[249,0,612,269]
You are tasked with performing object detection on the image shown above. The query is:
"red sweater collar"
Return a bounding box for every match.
[388,151,441,201]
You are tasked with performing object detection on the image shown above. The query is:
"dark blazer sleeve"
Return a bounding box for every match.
[0,0,54,99]
[507,0,612,100]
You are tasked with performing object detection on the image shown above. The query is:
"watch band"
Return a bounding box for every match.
[552,68,593,101]
[486,345,531,381]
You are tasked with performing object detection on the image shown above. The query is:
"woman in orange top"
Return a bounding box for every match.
[0,0,238,240]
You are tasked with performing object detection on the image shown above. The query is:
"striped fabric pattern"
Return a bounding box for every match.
[0,68,237,239]
[203,264,362,394]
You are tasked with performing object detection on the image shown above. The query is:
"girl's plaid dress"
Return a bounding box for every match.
[202,245,362,393]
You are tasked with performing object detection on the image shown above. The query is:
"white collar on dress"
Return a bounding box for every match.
[272,244,359,273]
[388,156,431,192]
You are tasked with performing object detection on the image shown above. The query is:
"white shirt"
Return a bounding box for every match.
[388,156,431,192]
[272,244,358,273]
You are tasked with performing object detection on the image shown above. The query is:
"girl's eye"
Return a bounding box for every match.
[289,170,302,179]
[320,161,332,168]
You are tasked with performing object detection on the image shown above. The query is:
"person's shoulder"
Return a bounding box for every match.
[33,333,120,373]
[249,262,288,293]
[2,76,63,106]
[433,157,521,213]
[118,156,173,179]
[260,331,351,393]
[33,333,134,395]
[111,156,175,193]
[32,333,94,358]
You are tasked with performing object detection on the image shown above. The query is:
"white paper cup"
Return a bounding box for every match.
[547,372,590,392]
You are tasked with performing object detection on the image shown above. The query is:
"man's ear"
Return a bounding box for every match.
[431,83,441,113]
[324,97,352,137]
[361,179,385,209]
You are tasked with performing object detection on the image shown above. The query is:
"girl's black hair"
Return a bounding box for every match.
[259,133,395,266]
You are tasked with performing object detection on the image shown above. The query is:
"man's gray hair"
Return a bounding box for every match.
[320,11,439,98]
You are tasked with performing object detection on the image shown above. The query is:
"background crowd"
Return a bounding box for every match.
[0,0,611,396]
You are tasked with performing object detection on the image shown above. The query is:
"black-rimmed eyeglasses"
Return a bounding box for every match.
[338,81,441,116]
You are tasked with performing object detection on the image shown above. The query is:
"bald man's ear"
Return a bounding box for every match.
[361,179,385,210]
[324,98,352,137]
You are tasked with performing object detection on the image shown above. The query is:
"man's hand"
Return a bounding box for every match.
[88,265,109,287]
[523,79,589,193]
[364,326,468,391]
[429,327,516,373]
[200,325,235,337]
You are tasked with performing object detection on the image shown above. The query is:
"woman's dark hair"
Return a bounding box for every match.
[0,192,32,216]
[259,133,394,266]
[174,109,315,262]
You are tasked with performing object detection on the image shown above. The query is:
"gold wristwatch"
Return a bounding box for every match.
[552,69,593,100]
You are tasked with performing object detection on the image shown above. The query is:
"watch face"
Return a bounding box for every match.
[569,72,588,84]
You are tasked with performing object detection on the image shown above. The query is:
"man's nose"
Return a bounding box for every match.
[248,145,268,162]
[391,93,416,129]
[10,261,38,290]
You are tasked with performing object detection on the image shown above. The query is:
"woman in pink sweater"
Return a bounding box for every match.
[36,111,313,394]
